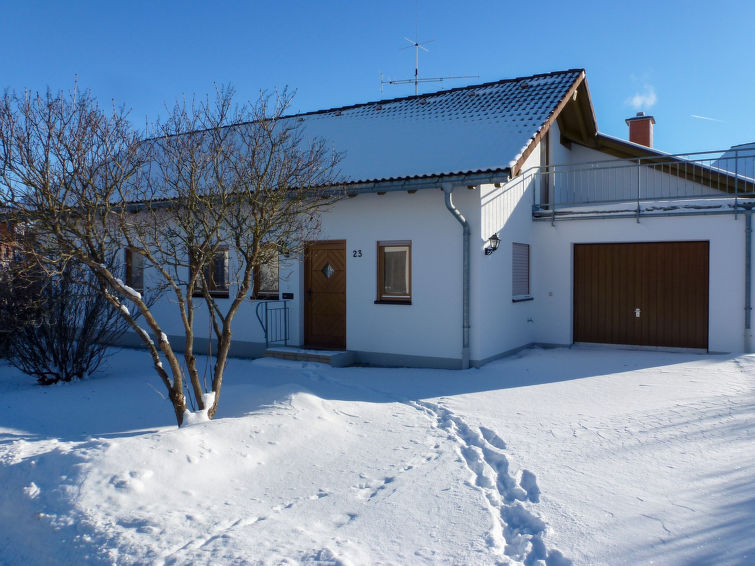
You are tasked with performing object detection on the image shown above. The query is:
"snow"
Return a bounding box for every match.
[114,278,142,301]
[0,346,752,565]
[134,325,153,346]
[535,197,754,221]
[182,391,216,426]
[292,70,581,184]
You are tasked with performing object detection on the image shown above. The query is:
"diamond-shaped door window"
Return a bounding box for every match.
[321,263,335,278]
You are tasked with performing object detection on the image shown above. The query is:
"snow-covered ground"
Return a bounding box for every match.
[0,346,752,565]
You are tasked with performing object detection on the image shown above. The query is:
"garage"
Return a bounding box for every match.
[573,241,709,349]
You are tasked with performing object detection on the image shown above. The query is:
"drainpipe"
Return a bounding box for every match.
[745,205,753,352]
[442,184,470,369]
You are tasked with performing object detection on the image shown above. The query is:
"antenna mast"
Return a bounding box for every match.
[381,37,478,95]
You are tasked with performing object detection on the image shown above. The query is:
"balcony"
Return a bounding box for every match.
[529,145,755,221]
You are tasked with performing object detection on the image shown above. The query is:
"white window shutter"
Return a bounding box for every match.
[512,243,530,296]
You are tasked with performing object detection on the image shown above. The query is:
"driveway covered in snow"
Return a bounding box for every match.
[0,347,752,565]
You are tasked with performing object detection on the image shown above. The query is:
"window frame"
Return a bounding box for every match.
[192,245,230,299]
[124,247,145,292]
[375,240,412,305]
[512,242,532,302]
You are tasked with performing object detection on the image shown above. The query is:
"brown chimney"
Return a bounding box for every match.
[626,112,655,148]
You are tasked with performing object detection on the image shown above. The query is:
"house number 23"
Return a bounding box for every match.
[352,250,362,258]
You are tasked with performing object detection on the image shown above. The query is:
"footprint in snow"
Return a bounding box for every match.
[300,547,345,566]
[110,469,153,492]
[480,426,507,450]
[519,469,541,503]
[331,512,358,527]
[309,488,330,500]
[353,475,395,500]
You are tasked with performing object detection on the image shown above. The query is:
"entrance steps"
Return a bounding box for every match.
[263,346,355,368]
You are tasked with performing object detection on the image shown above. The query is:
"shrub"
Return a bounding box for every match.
[0,261,132,385]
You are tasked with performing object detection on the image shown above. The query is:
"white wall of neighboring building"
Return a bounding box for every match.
[531,212,749,353]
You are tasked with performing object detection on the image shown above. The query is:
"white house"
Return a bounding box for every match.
[120,69,755,369]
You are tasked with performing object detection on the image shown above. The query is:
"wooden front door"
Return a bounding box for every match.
[305,240,346,349]
[573,241,709,349]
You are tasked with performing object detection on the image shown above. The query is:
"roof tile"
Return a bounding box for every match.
[287,69,583,185]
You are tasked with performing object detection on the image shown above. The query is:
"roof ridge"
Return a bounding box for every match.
[281,68,586,120]
[729,141,755,149]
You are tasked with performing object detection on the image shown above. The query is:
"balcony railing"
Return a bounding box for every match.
[529,146,755,219]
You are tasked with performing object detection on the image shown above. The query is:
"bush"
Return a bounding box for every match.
[0,261,132,385]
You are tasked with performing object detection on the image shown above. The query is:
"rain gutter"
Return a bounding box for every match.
[442,183,470,369]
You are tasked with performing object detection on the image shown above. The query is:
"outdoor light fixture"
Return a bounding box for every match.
[484,234,501,255]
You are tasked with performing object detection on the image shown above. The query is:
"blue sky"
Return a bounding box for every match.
[1,0,753,154]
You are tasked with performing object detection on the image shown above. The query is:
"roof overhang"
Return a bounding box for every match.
[511,70,598,176]
[328,168,512,196]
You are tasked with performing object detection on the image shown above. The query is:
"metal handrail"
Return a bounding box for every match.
[254,299,289,348]
[528,146,755,215]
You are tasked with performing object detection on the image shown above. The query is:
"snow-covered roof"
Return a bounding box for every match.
[288,69,584,185]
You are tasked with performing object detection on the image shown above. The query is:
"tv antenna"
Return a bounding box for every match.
[380,37,478,95]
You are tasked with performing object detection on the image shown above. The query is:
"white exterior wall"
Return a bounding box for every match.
[119,122,751,365]
[532,213,749,353]
[531,123,750,353]
[129,251,270,355]
[127,188,476,365]
[474,142,543,363]
[311,189,475,363]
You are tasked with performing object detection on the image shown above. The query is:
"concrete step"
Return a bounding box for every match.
[263,347,355,368]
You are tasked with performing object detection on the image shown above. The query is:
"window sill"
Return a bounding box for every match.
[192,291,230,299]
[374,299,412,305]
[512,295,533,303]
[252,294,280,301]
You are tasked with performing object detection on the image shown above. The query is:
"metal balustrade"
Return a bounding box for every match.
[255,300,289,348]
[528,146,755,219]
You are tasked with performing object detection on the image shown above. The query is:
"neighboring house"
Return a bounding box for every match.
[121,68,755,368]
[715,141,755,178]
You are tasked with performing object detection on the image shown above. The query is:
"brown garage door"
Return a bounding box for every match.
[573,242,709,349]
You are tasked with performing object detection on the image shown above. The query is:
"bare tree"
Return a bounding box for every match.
[0,85,342,425]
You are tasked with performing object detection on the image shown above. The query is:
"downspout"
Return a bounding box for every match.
[442,184,470,369]
[745,205,753,352]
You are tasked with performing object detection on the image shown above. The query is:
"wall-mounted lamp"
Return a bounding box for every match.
[484,234,501,255]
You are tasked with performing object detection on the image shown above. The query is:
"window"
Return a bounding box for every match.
[253,252,279,300]
[193,246,229,298]
[124,247,144,292]
[376,240,411,304]
[512,242,531,301]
